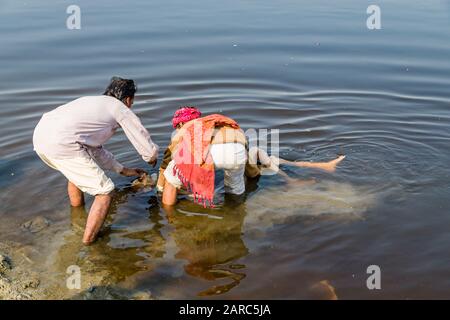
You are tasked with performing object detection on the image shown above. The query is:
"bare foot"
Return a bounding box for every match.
[321,155,346,173]
[82,239,93,246]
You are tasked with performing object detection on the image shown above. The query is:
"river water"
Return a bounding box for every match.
[1,0,450,299]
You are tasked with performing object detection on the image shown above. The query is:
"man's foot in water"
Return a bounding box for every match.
[320,155,346,173]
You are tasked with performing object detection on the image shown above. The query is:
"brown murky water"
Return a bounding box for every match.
[1,0,450,299]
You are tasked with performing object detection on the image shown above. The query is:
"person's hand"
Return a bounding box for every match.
[120,167,147,177]
[148,158,157,168]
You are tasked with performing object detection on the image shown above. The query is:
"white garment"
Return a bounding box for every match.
[37,152,115,196]
[33,95,159,172]
[164,143,247,195]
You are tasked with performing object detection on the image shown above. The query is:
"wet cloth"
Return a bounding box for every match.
[157,143,279,192]
[36,151,115,195]
[164,143,247,195]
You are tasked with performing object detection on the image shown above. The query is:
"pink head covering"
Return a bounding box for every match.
[172,106,202,128]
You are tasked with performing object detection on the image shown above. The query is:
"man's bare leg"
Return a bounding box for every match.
[248,147,316,185]
[250,147,345,173]
[277,155,346,173]
[82,193,112,245]
[68,181,84,207]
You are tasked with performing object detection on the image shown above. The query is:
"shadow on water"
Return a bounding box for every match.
[46,184,251,299]
[164,195,249,297]
[45,188,162,299]
[39,158,386,300]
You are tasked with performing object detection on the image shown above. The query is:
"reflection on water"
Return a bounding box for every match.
[45,186,250,298]
[165,200,248,296]
[1,0,450,299]
[45,177,378,298]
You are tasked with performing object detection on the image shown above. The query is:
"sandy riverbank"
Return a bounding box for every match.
[0,214,155,300]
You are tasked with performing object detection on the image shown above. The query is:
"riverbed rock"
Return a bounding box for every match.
[22,277,40,289]
[0,275,36,300]
[80,285,126,300]
[0,254,12,274]
[131,172,156,188]
[132,290,153,300]
[16,245,40,264]
[21,216,51,233]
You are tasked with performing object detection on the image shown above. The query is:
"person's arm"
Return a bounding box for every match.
[161,158,183,205]
[86,146,145,176]
[162,180,178,205]
[156,147,173,192]
[115,108,159,165]
[86,146,124,174]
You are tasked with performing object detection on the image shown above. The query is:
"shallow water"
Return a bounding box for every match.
[1,0,450,299]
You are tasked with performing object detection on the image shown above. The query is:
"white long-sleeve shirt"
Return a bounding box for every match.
[33,95,159,174]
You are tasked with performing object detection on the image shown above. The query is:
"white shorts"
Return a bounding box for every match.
[36,152,115,196]
[164,143,247,195]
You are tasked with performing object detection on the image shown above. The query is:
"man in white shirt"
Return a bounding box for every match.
[33,77,159,245]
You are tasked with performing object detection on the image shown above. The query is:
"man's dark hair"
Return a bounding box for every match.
[103,76,137,102]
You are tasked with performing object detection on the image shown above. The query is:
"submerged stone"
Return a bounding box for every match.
[21,216,51,233]
[0,254,12,273]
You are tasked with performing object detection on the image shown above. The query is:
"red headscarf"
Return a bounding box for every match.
[172,106,202,128]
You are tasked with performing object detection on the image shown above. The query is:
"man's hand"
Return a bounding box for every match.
[148,158,157,168]
[120,167,147,177]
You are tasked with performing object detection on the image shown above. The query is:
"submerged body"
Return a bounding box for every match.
[159,107,346,208]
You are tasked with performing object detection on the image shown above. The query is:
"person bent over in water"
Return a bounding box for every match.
[159,107,247,207]
[157,106,345,207]
[33,77,159,245]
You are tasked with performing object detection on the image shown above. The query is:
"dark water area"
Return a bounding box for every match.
[1,0,450,299]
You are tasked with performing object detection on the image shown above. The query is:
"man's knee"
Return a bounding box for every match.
[70,198,85,207]
[86,177,115,197]
[95,190,114,198]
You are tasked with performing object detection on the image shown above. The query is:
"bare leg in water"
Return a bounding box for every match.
[82,194,112,245]
[248,147,345,185]
[248,147,345,174]
[277,155,345,173]
[67,181,113,245]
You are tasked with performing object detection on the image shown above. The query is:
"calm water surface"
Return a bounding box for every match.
[1,0,450,299]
